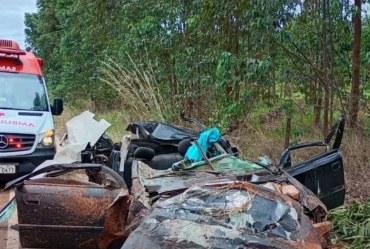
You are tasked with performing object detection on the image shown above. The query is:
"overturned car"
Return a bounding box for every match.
[1,111,346,249]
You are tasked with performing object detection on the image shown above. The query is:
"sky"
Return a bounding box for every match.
[0,0,37,49]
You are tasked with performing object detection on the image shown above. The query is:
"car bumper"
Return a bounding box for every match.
[0,147,56,182]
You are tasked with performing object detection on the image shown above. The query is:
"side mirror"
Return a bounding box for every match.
[51,98,63,116]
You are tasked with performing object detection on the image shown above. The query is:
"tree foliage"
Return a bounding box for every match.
[24,0,370,129]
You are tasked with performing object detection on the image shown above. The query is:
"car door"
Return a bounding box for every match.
[279,115,346,210]
[4,164,126,249]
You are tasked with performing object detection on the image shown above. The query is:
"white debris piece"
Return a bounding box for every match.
[31,110,111,178]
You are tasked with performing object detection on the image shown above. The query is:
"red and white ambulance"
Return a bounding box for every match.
[0,39,63,180]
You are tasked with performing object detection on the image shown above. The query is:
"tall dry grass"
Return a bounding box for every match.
[341,133,370,203]
[97,54,170,122]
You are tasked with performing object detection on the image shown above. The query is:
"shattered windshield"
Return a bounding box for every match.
[0,72,49,111]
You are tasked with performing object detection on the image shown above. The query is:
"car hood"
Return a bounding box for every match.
[0,109,52,135]
[137,156,327,213]
[121,181,326,249]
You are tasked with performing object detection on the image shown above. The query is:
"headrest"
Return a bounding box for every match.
[134,147,155,161]
[178,138,192,156]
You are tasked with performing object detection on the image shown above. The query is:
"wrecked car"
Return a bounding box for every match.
[123,180,332,249]
[121,113,346,211]
[0,112,345,249]
[117,116,345,249]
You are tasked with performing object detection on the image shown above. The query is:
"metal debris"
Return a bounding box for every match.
[122,181,327,249]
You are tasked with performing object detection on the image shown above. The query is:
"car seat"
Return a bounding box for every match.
[123,138,193,189]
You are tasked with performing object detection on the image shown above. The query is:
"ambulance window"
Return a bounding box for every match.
[0,72,48,111]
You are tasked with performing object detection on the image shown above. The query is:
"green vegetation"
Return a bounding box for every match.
[24,1,370,133]
[329,201,370,249]
[24,0,370,247]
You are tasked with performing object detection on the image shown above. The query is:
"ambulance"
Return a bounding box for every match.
[0,39,63,180]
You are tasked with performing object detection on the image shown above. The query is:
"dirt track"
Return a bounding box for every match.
[0,189,18,249]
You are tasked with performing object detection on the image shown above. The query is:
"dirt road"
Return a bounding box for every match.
[0,188,18,249]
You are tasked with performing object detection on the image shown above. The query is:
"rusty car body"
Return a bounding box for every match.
[3,164,137,249]
[118,150,334,249]
[122,180,332,249]
[117,114,346,248]
[3,160,334,249]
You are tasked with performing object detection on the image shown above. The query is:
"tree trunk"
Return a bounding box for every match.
[349,0,362,128]
[329,0,335,124]
[313,31,321,127]
[171,57,177,106]
[271,51,276,100]
[280,82,284,99]
[314,83,322,126]
[234,16,240,103]
[322,0,329,137]
[284,117,292,150]
[225,16,232,96]
[330,92,334,123]
[231,16,240,130]
[310,79,316,105]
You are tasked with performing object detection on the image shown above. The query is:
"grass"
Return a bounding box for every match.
[97,54,178,122]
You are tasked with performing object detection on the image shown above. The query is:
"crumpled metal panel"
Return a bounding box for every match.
[9,164,143,249]
[98,189,151,249]
[138,156,327,215]
[121,181,325,249]
[138,161,234,194]
[281,169,327,214]
[136,158,258,195]
[172,154,265,173]
[139,155,265,183]
[16,178,121,249]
